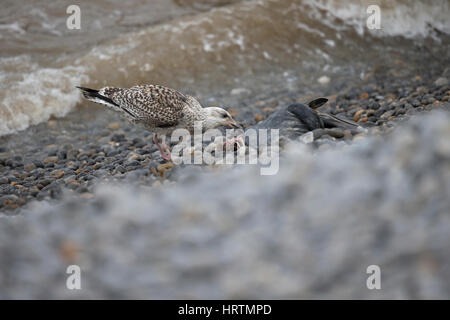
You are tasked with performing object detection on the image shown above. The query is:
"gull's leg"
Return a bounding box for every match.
[153,133,167,158]
[161,142,172,161]
[153,133,171,161]
[160,135,172,161]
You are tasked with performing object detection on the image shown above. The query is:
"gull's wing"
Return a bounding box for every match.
[107,85,188,127]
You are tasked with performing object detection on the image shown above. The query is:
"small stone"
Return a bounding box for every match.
[52,170,65,179]
[434,77,448,86]
[343,130,353,140]
[254,114,264,122]
[58,151,67,160]
[325,128,345,139]
[368,101,380,110]
[0,177,10,184]
[67,149,79,160]
[366,110,375,117]
[111,133,126,142]
[381,110,395,120]
[411,99,421,107]
[134,141,146,148]
[137,148,152,155]
[149,163,159,175]
[24,163,36,172]
[43,156,58,164]
[39,179,52,187]
[300,132,314,144]
[317,75,330,84]
[353,109,364,122]
[107,122,121,130]
[67,180,81,190]
[93,163,103,170]
[47,148,58,156]
[230,88,250,95]
[30,186,39,197]
[157,162,175,173]
[312,129,325,140]
[125,160,140,167]
[127,152,142,161]
[107,150,120,157]
[359,93,369,99]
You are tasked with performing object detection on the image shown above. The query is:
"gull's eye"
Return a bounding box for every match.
[222,113,228,118]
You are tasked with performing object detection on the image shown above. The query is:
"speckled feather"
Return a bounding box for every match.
[94,84,205,134]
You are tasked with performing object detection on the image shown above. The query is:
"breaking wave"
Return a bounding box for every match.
[0,0,449,136]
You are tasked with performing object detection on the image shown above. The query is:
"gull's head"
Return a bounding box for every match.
[203,107,241,130]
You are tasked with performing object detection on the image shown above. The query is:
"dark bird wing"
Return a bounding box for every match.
[287,103,324,130]
[308,97,328,109]
[307,97,361,129]
[107,85,188,127]
[317,112,361,129]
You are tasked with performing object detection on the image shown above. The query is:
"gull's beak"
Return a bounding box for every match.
[225,119,242,129]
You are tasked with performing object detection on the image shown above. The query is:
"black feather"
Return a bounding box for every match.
[75,86,99,94]
[76,86,136,118]
[76,86,119,107]
[308,98,328,109]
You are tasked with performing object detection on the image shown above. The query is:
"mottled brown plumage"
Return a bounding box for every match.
[100,85,187,128]
[76,84,240,160]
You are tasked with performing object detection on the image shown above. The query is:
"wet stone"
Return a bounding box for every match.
[39,178,52,187]
[24,164,36,172]
[111,133,126,142]
[134,141,147,148]
[312,129,326,140]
[324,128,345,139]
[58,151,67,160]
[107,150,120,157]
[47,148,58,156]
[67,150,79,160]
[93,163,103,170]
[125,160,140,167]
[137,149,152,155]
[43,157,58,164]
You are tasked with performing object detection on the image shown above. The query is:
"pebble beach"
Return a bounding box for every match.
[1,0,450,299]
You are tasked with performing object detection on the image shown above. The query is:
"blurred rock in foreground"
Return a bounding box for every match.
[1,110,450,299]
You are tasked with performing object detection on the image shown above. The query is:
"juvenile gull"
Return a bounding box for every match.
[77,84,240,160]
